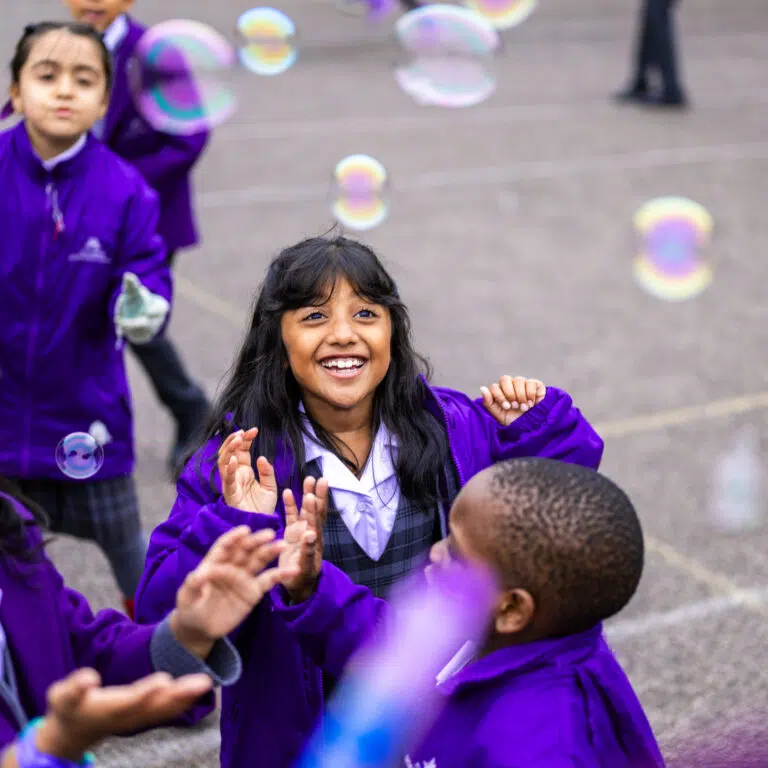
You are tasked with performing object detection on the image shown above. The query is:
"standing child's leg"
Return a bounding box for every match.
[128,251,210,482]
[58,476,148,619]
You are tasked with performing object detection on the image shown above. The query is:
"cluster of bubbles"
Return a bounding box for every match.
[124,3,532,234]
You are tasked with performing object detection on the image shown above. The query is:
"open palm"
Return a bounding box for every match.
[217,428,279,514]
[175,527,294,643]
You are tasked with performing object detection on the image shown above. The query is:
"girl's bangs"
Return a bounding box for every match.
[277,242,397,310]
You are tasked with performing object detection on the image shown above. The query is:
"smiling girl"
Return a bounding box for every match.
[134,234,603,767]
[0,22,172,618]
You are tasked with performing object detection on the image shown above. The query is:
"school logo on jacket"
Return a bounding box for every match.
[404,758,436,768]
[69,237,110,264]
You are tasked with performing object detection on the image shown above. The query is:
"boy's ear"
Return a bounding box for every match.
[494,588,535,635]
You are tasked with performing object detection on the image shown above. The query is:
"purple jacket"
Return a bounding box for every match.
[0,491,240,749]
[0,123,172,480]
[279,564,665,768]
[100,16,208,253]
[135,383,603,767]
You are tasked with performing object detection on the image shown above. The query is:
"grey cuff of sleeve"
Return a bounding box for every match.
[150,617,243,687]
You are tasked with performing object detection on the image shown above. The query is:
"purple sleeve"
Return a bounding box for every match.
[128,131,208,190]
[271,562,388,679]
[109,176,172,319]
[52,567,156,686]
[476,386,603,469]
[134,440,280,725]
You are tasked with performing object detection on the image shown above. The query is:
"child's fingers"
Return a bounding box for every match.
[221,456,241,501]
[522,378,544,406]
[203,525,252,566]
[510,377,530,409]
[245,539,286,575]
[300,492,317,526]
[535,380,547,401]
[490,381,514,411]
[283,488,299,527]
[255,455,278,496]
[47,668,101,712]
[303,475,317,498]
[299,529,318,575]
[480,386,494,410]
[314,478,329,530]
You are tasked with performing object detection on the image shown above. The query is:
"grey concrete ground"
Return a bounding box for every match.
[2,0,768,764]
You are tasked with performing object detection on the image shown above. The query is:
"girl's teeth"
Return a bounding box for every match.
[322,359,363,369]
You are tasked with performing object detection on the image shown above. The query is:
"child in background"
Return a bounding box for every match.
[64,0,211,480]
[0,21,171,617]
[134,234,604,765]
[276,458,665,768]
[0,476,299,765]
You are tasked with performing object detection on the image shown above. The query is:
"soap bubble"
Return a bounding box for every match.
[236,8,297,76]
[394,5,502,108]
[128,19,237,135]
[56,432,104,480]
[633,196,714,302]
[463,0,537,30]
[331,155,390,231]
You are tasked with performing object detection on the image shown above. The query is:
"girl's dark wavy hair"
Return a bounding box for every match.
[195,234,449,507]
[0,477,48,560]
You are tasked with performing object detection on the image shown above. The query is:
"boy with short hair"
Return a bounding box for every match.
[277,458,665,767]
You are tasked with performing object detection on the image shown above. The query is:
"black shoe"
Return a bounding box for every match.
[613,87,648,104]
[642,91,689,109]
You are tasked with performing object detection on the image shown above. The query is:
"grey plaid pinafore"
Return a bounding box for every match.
[304,457,460,600]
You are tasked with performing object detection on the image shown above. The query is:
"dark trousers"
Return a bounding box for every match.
[631,0,684,98]
[128,251,209,455]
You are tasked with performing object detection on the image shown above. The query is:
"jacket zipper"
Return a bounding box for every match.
[21,180,55,475]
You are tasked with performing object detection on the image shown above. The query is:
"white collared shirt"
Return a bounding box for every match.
[42,133,87,171]
[301,407,400,562]
[103,14,129,52]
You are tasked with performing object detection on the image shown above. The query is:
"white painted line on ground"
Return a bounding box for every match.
[606,587,768,642]
[199,141,768,208]
[215,89,768,142]
[594,392,768,438]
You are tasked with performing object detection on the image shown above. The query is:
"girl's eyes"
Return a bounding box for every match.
[300,308,379,322]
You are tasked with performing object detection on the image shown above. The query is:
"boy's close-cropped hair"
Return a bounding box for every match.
[464,457,645,636]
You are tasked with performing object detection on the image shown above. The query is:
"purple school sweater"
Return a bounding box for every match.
[277,563,666,768]
[100,16,209,253]
[135,381,604,767]
[0,123,171,480]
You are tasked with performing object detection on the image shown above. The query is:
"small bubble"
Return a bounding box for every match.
[55,432,105,480]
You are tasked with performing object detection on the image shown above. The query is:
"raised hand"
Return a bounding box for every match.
[217,428,278,514]
[480,376,546,427]
[279,476,330,603]
[170,526,298,659]
[28,668,213,764]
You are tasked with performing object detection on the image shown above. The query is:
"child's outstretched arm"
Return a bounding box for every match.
[62,527,295,688]
[109,176,172,346]
[476,375,604,469]
[0,668,212,767]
